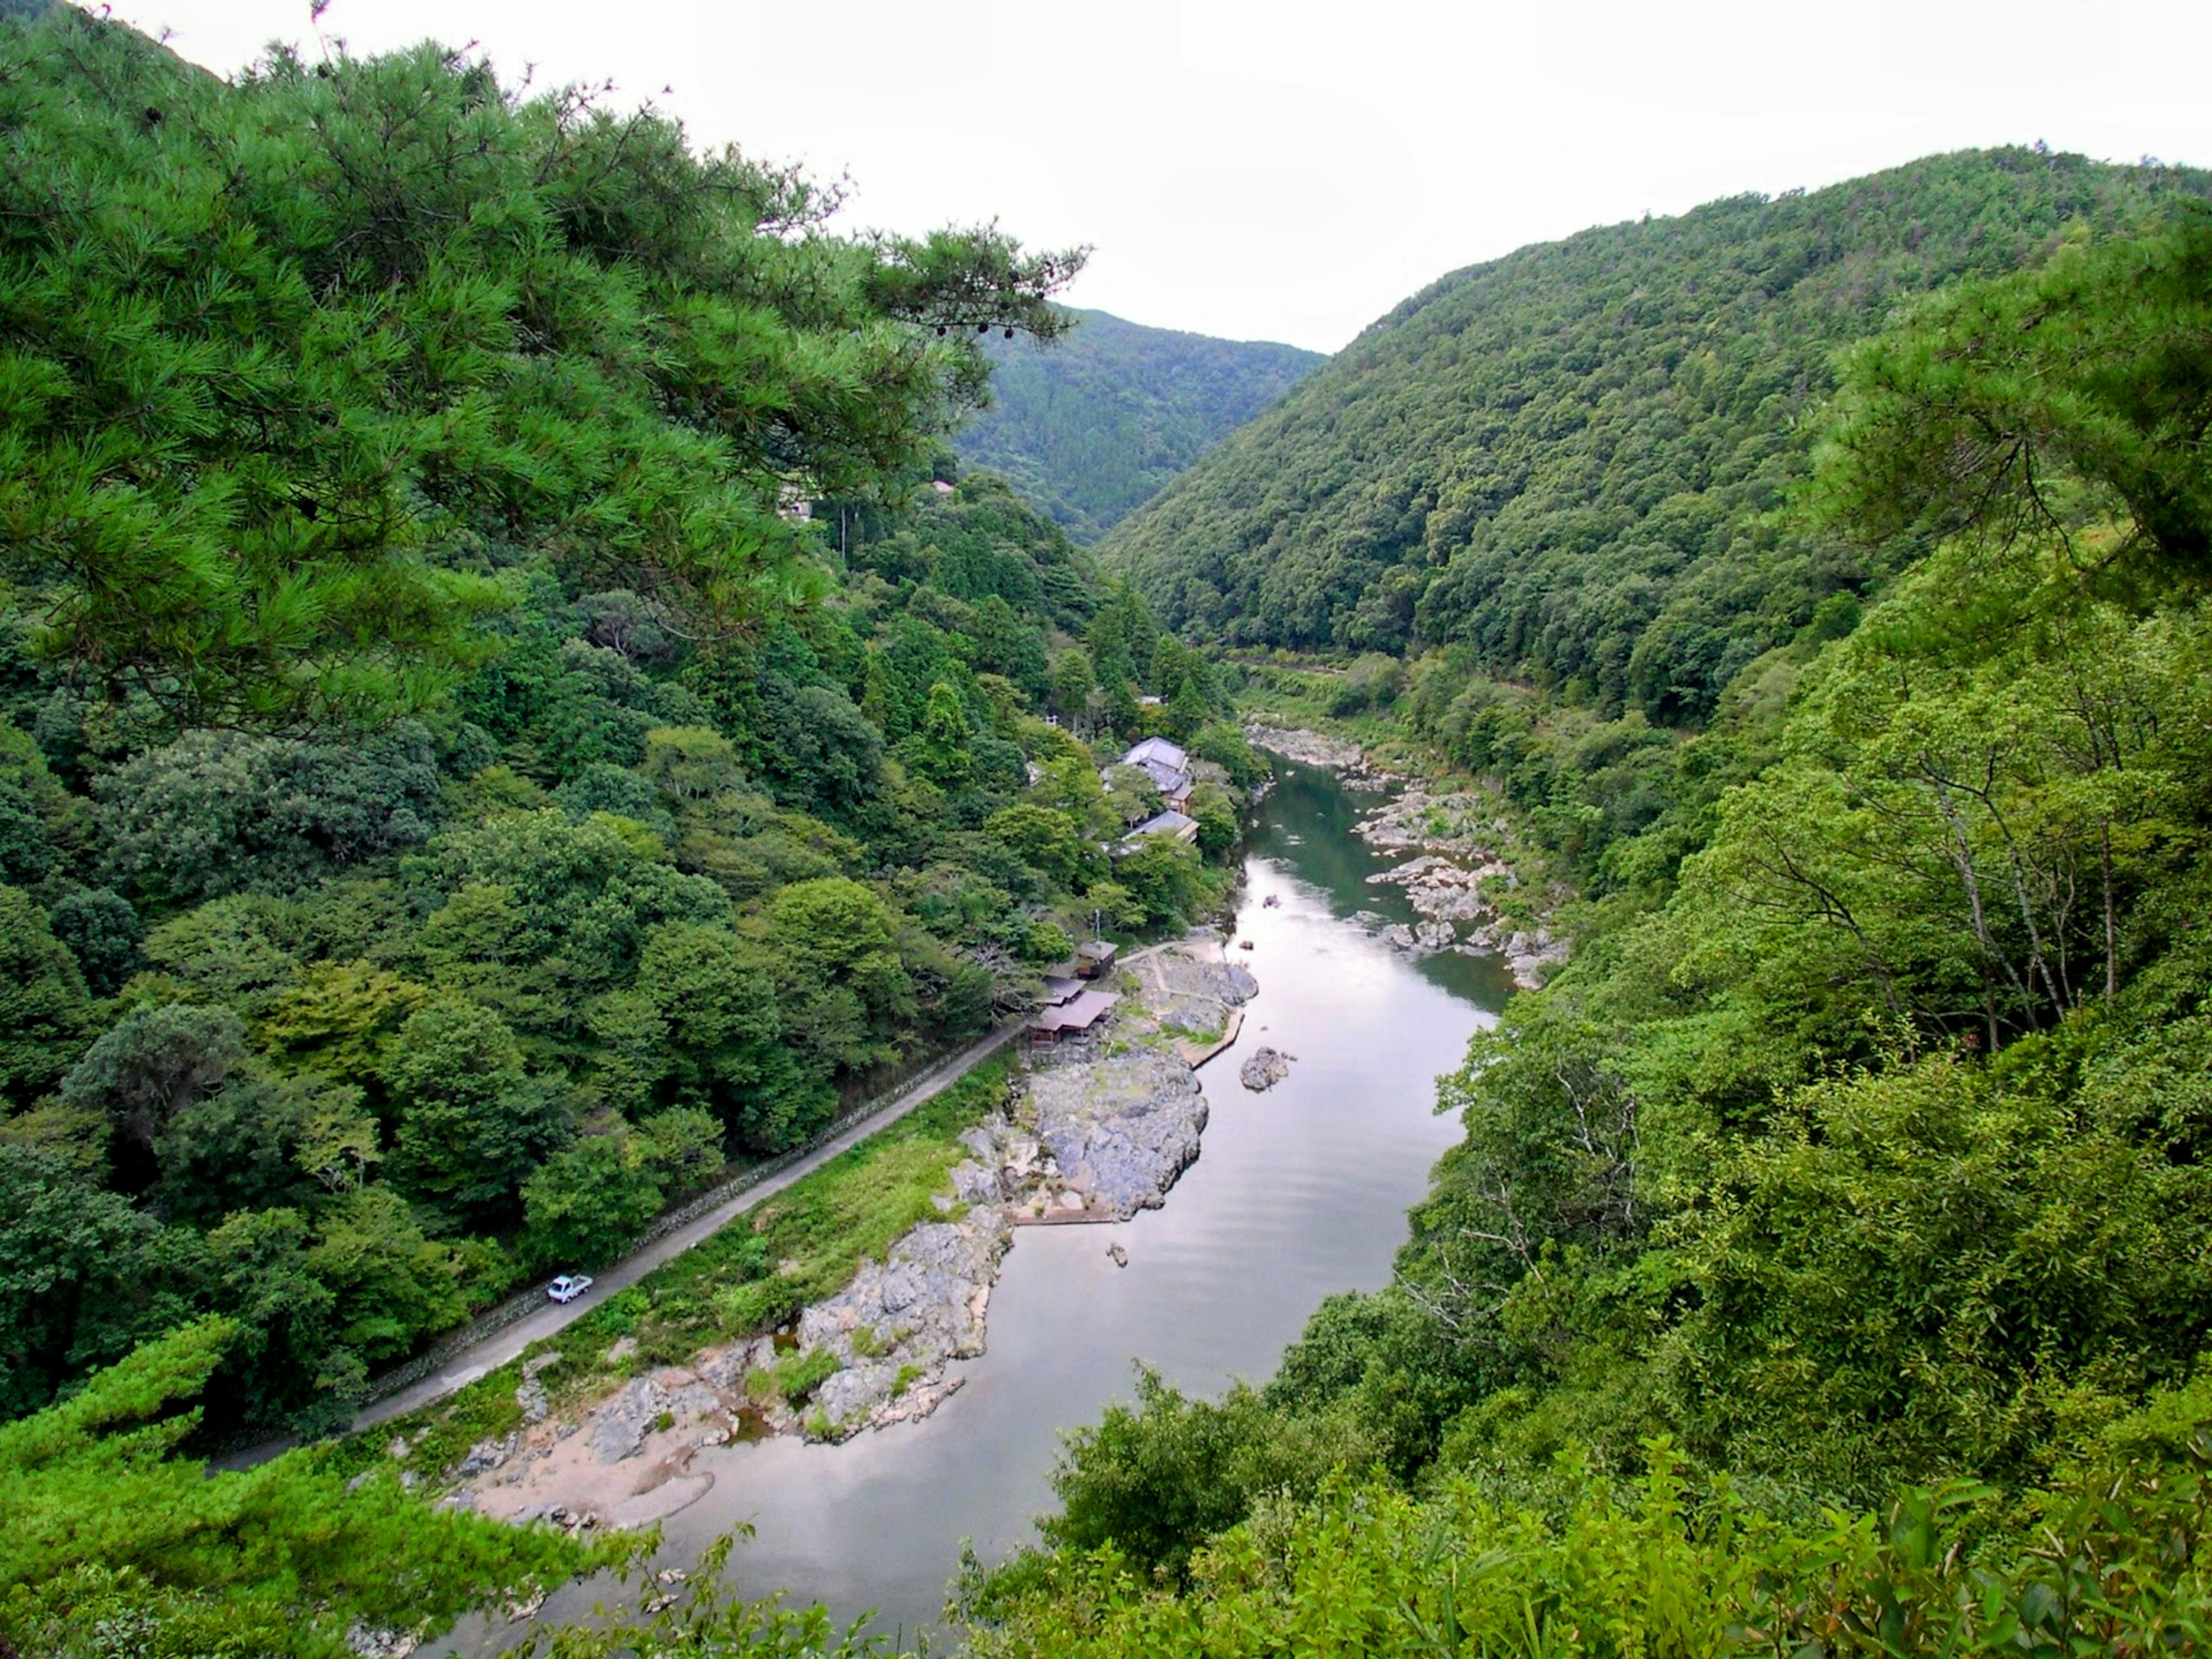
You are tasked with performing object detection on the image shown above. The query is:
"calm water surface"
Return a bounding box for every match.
[457,760,1510,1649]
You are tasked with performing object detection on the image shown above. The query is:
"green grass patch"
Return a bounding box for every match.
[772,1348,840,1404]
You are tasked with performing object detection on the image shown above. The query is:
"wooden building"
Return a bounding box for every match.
[1029,987,1119,1045]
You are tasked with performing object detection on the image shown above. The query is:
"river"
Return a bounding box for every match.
[452,756,1510,1650]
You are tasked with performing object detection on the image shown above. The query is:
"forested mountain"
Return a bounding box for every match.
[966,204,2212,1653]
[1105,149,2212,723]
[0,1,1253,1478]
[955,308,1321,543]
[12,0,2212,1646]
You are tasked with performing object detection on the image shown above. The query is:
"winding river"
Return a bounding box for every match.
[453,757,1510,1650]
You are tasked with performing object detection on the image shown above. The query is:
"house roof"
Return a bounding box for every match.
[1132,757,1192,796]
[1124,809,1199,842]
[1040,975,1085,1005]
[1077,938,1118,961]
[1122,737,1188,772]
[1031,988,1119,1033]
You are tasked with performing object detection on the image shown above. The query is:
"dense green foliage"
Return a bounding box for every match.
[1108,150,2211,725]
[0,5,1074,728]
[971,209,2212,1653]
[22,5,2212,1651]
[0,8,1255,1455]
[2,1318,623,1657]
[968,1434,2212,1659]
[956,308,1321,543]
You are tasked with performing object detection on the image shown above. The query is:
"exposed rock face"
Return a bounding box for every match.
[1351,796,1568,989]
[1244,724,1370,773]
[1239,1046,1291,1092]
[1027,1051,1207,1218]
[1355,788,1510,862]
[586,1370,721,1464]
[1487,925,1571,988]
[796,1213,1007,1435]
[346,1622,421,1658]
[1118,946,1257,1039]
[514,1351,560,1425]
[454,1431,523,1478]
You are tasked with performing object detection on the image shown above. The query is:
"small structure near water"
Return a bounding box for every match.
[1120,736,1194,810]
[1074,938,1118,978]
[1029,987,1119,1046]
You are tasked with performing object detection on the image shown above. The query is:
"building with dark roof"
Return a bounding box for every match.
[1029,987,1119,1044]
[1123,809,1199,846]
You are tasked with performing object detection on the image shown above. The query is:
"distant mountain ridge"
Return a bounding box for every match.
[955,306,1322,544]
[1100,148,2212,723]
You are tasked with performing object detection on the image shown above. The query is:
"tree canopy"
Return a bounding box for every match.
[957,306,1321,543]
[0,7,1078,728]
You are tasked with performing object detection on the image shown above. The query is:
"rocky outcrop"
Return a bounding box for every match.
[1118,943,1257,1039]
[1350,796,1569,989]
[1239,1046,1291,1091]
[514,1351,559,1425]
[1244,723,1371,773]
[1477,924,1571,988]
[586,1370,722,1463]
[796,1213,1007,1434]
[1354,788,1510,862]
[1026,1051,1207,1218]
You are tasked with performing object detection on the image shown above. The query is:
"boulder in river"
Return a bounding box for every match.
[1239,1046,1291,1092]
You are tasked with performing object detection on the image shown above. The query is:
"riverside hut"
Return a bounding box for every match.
[1029,987,1119,1045]
[1120,736,1194,810]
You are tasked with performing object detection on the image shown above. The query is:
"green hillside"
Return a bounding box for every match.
[0,0,1247,1458]
[1104,150,2212,722]
[956,307,1321,543]
[970,200,2212,1659]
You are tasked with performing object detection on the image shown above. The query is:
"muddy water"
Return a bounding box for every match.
[453,757,1509,1649]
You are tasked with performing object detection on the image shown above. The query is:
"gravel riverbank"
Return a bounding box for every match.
[1248,723,1568,989]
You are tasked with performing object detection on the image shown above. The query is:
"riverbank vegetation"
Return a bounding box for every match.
[964,202,2212,1652]
[2,1318,631,1657]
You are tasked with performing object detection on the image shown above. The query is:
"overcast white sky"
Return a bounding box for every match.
[114,0,2212,354]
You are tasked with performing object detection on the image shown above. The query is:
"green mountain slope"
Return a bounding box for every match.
[1104,149,2212,721]
[955,308,1321,543]
[0,4,1246,1464]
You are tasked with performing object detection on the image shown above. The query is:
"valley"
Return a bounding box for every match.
[6,3,2212,1654]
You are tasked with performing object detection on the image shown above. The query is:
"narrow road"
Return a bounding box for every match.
[221,1020,1024,1469]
